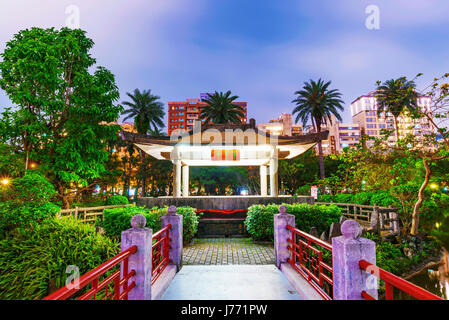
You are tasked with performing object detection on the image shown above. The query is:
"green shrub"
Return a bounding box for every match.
[333,193,354,204]
[102,206,166,238]
[317,194,334,202]
[0,216,119,300]
[0,174,60,237]
[106,195,129,205]
[244,204,278,241]
[295,184,312,196]
[369,191,397,207]
[102,205,200,244]
[176,206,200,244]
[353,192,373,205]
[290,203,342,235]
[244,203,342,241]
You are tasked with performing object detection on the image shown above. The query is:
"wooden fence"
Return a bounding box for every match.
[316,202,400,235]
[57,203,136,223]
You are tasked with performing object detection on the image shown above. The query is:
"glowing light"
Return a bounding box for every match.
[430,183,438,189]
[30,163,37,168]
[240,189,248,196]
[1,178,9,186]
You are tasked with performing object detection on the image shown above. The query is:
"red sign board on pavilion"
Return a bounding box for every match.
[211,149,240,161]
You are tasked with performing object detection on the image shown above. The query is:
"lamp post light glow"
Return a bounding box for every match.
[430,183,438,189]
[1,178,10,186]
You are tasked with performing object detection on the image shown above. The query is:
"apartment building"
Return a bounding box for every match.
[167,94,248,135]
[257,113,303,136]
[350,91,433,145]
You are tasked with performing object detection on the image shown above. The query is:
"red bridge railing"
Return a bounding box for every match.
[359,259,443,300]
[43,245,138,300]
[152,224,171,285]
[286,225,333,300]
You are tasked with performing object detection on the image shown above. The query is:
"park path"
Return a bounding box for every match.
[182,238,275,265]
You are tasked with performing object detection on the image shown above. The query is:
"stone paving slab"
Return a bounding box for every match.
[183,238,275,265]
[161,265,302,300]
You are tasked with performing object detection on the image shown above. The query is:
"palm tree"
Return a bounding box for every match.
[121,89,165,196]
[292,79,344,179]
[375,77,418,142]
[201,91,245,124]
[122,89,165,134]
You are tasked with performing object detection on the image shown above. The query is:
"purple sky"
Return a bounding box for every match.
[1,1,449,131]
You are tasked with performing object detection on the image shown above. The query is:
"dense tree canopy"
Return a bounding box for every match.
[0,27,123,207]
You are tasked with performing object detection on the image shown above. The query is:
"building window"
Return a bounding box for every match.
[367,124,377,128]
[366,118,375,122]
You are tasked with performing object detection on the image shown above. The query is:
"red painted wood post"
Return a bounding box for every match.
[121,214,153,300]
[332,220,378,300]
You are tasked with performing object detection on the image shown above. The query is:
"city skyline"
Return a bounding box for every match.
[1,1,449,126]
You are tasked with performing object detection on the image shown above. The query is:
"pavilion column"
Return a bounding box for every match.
[174,160,181,197]
[260,165,267,196]
[269,155,278,197]
[182,165,189,197]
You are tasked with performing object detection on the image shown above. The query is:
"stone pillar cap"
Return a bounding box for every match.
[279,205,287,214]
[168,205,177,215]
[341,220,362,240]
[131,214,147,228]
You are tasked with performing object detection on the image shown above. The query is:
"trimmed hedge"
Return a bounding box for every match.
[244,203,342,241]
[0,216,119,300]
[102,205,200,244]
[106,195,129,205]
[317,190,396,207]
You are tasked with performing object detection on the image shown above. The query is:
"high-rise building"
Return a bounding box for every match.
[304,116,361,155]
[350,91,433,145]
[167,93,247,135]
[257,113,303,136]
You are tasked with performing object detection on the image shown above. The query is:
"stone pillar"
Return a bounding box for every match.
[260,165,267,196]
[273,205,295,268]
[390,209,399,235]
[269,157,278,197]
[174,159,181,197]
[182,165,189,197]
[161,206,183,271]
[121,214,153,300]
[332,220,378,300]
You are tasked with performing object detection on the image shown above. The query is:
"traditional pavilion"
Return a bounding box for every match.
[121,119,328,198]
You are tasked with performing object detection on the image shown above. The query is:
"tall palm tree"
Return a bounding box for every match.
[292,79,344,179]
[121,89,165,196]
[375,77,418,142]
[201,91,245,124]
[122,89,165,134]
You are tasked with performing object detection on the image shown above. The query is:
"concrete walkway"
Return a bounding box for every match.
[183,238,275,265]
[161,265,302,300]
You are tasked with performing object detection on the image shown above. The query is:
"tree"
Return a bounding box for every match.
[201,91,245,124]
[0,27,122,208]
[374,73,449,235]
[292,79,344,179]
[121,89,165,196]
[375,77,418,141]
[121,89,165,134]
